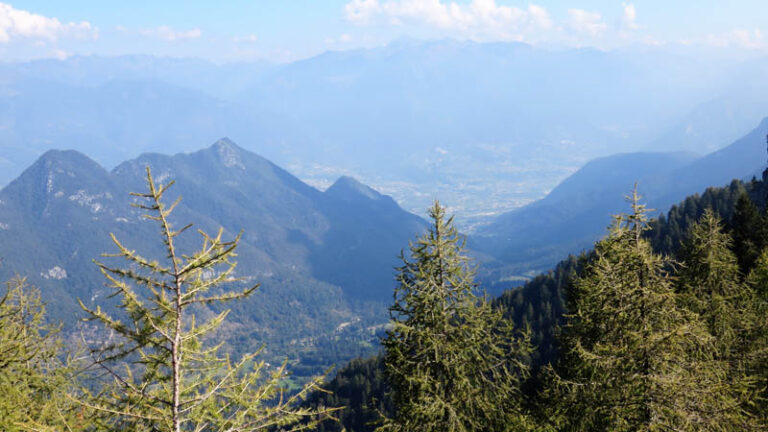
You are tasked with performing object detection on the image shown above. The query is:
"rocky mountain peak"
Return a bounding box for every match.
[210,137,245,169]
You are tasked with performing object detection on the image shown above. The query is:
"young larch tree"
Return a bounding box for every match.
[378,201,533,432]
[553,188,748,431]
[0,277,86,431]
[79,167,334,432]
[676,208,761,427]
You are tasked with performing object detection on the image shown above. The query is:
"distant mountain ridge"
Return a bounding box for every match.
[0,139,426,374]
[5,41,768,223]
[473,117,768,281]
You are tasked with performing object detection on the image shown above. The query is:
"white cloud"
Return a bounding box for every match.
[344,0,552,41]
[0,2,96,43]
[139,25,202,42]
[621,3,640,31]
[527,4,552,30]
[705,28,765,50]
[326,33,354,45]
[233,33,258,43]
[345,0,379,23]
[567,9,607,37]
[52,48,70,60]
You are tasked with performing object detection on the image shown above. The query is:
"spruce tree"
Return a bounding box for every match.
[79,167,334,432]
[554,188,747,431]
[378,201,533,432]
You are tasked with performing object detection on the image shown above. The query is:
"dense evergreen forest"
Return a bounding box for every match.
[305,177,768,432]
[1,170,767,431]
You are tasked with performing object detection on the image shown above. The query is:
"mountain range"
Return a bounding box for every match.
[2,117,766,378]
[0,138,425,375]
[5,41,768,224]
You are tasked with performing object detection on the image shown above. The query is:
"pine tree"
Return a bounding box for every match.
[0,277,87,431]
[78,167,334,432]
[554,188,747,431]
[378,201,533,432]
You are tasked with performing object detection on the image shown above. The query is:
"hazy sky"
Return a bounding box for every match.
[2,1,767,62]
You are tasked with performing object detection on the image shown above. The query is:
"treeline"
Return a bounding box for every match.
[305,179,768,431]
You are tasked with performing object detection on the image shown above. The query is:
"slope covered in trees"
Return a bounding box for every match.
[474,118,768,280]
[2,162,766,431]
[2,141,767,431]
[307,176,768,432]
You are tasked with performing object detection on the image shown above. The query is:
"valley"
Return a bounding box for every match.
[2,5,768,426]
[5,41,768,227]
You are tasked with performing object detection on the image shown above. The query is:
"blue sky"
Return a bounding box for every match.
[2,1,768,62]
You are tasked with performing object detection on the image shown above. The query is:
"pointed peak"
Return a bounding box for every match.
[326,176,382,201]
[332,175,363,187]
[2,149,109,201]
[209,138,246,169]
[32,149,105,174]
[211,137,240,151]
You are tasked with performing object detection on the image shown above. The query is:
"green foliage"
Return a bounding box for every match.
[678,209,755,353]
[732,191,765,273]
[647,179,747,258]
[0,277,87,431]
[378,201,533,432]
[303,356,391,432]
[304,179,768,432]
[493,256,579,368]
[552,189,747,431]
[746,249,768,421]
[79,167,335,432]
[676,209,762,427]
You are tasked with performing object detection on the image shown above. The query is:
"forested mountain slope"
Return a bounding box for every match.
[474,117,768,280]
[308,175,768,431]
[0,138,426,375]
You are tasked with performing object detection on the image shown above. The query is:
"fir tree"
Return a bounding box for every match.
[554,188,747,431]
[378,201,533,432]
[78,167,335,432]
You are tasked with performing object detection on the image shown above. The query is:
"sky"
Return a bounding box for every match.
[1,1,768,63]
